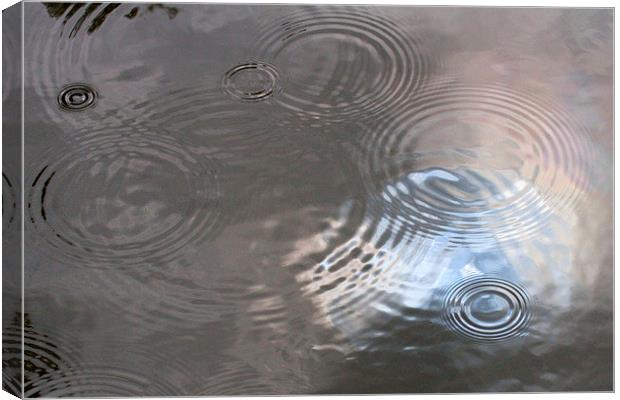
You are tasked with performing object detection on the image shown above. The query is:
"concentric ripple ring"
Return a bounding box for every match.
[442,276,532,342]
[358,80,594,248]
[27,127,222,268]
[57,83,97,111]
[222,62,281,101]
[253,8,431,121]
[25,366,183,397]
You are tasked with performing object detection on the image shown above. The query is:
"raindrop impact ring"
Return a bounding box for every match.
[58,83,97,111]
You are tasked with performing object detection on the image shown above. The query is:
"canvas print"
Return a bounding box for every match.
[2,2,613,396]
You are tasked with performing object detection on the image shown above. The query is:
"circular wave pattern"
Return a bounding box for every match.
[3,314,83,394]
[25,366,182,397]
[197,360,280,395]
[27,3,181,131]
[308,230,402,318]
[19,330,195,397]
[295,209,444,348]
[222,62,281,102]
[57,83,97,111]
[28,7,102,126]
[27,127,222,268]
[122,85,283,143]
[359,81,593,247]
[442,276,532,342]
[254,8,431,121]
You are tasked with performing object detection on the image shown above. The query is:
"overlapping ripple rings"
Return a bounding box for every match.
[358,80,593,248]
[24,366,183,397]
[197,360,281,395]
[305,227,423,337]
[22,337,198,396]
[124,85,284,142]
[28,4,110,126]
[2,313,83,394]
[17,309,196,396]
[27,127,222,268]
[27,3,181,131]
[253,8,432,122]
[16,3,613,394]
[288,205,448,352]
[441,276,532,342]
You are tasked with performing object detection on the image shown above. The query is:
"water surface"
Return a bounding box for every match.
[3,3,613,395]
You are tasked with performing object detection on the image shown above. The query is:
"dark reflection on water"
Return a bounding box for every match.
[9,3,613,395]
[43,3,178,36]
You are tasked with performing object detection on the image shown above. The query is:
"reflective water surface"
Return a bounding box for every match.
[3,3,613,395]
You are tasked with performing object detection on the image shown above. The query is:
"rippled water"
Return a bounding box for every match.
[3,3,612,395]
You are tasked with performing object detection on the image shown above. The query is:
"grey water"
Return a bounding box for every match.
[2,3,613,396]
